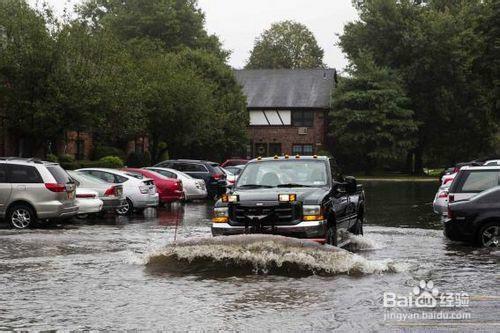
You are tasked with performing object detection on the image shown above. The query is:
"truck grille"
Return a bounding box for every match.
[230,203,299,224]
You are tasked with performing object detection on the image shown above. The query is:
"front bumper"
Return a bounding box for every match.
[211,220,327,238]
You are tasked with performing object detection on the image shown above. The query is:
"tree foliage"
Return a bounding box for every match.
[340,0,498,171]
[246,20,325,69]
[0,0,248,162]
[331,54,418,174]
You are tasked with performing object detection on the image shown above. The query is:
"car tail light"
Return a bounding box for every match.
[177,180,183,189]
[449,194,455,203]
[438,191,448,199]
[45,183,66,192]
[443,178,453,185]
[139,185,149,194]
[447,206,454,219]
[76,193,96,199]
[229,180,235,184]
[104,186,115,197]
[213,174,223,180]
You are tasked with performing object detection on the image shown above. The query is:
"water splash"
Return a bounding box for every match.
[142,235,405,277]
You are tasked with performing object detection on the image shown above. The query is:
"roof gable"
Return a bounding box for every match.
[234,69,335,109]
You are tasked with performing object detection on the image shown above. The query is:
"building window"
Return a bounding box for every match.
[292,111,314,127]
[269,143,281,156]
[254,143,267,156]
[249,110,291,126]
[292,144,314,155]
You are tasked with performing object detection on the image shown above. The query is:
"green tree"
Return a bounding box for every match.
[246,20,325,69]
[0,0,57,155]
[330,55,418,174]
[77,0,228,59]
[340,0,498,172]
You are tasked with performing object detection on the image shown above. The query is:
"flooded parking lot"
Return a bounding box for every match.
[0,181,498,331]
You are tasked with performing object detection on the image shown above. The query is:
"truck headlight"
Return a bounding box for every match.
[221,194,239,203]
[302,205,324,221]
[212,207,229,223]
[278,193,296,202]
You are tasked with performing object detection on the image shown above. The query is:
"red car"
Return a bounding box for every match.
[121,168,183,204]
[221,159,249,167]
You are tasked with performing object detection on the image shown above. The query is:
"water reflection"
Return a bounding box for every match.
[362,180,440,229]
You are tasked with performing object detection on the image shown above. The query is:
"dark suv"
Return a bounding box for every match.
[446,166,500,247]
[154,159,226,198]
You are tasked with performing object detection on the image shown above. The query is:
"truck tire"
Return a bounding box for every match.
[325,220,338,246]
[8,204,37,229]
[350,216,364,235]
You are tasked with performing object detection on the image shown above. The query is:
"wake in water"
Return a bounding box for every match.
[142,234,404,277]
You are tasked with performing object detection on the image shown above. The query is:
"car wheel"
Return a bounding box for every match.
[478,222,499,247]
[325,221,338,246]
[349,216,364,235]
[9,204,36,229]
[116,198,133,216]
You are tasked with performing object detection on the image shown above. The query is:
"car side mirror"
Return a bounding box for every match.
[344,176,357,194]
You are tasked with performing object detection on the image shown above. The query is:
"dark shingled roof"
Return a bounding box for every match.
[234,69,335,109]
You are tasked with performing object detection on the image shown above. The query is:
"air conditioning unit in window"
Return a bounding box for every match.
[298,127,308,135]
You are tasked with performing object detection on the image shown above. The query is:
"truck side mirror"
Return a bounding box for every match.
[344,176,357,194]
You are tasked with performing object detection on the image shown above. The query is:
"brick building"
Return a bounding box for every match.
[234,69,335,158]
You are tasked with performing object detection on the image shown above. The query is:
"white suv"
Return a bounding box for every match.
[76,168,159,215]
[0,158,78,229]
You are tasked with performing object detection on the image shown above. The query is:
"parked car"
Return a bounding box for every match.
[222,167,237,187]
[484,159,500,166]
[145,167,207,200]
[0,158,78,229]
[446,186,500,247]
[212,155,365,246]
[448,166,500,203]
[67,170,125,214]
[433,185,450,215]
[75,188,103,219]
[121,168,183,204]
[75,168,158,215]
[221,159,249,167]
[224,165,245,177]
[154,159,226,198]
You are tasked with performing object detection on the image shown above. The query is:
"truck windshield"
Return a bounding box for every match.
[236,160,329,188]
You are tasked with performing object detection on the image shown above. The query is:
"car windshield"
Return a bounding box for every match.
[236,160,329,188]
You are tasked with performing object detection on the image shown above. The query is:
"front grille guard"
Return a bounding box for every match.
[228,203,301,233]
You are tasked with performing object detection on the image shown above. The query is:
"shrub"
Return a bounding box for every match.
[58,154,75,163]
[97,156,124,168]
[93,146,126,160]
[45,154,58,163]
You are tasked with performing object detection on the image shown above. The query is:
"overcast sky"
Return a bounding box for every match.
[37,0,358,71]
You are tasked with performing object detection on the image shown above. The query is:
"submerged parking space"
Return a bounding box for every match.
[0,182,498,331]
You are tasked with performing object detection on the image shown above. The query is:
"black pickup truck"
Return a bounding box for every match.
[211,155,365,245]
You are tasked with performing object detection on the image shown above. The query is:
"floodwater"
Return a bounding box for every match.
[0,181,498,331]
